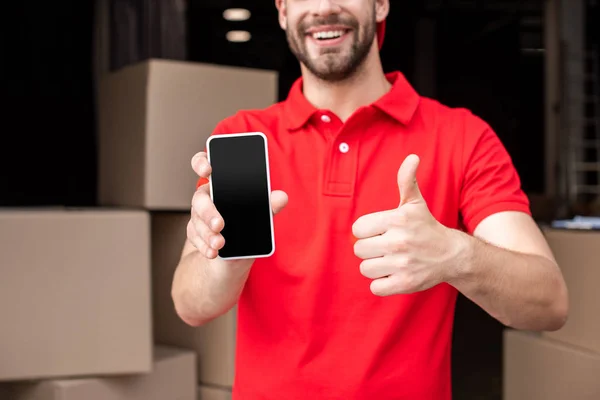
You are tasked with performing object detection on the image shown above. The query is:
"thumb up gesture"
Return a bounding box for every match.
[397,154,427,207]
[352,155,462,296]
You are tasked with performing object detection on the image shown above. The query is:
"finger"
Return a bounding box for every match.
[270,190,289,215]
[370,276,400,297]
[192,185,224,233]
[371,272,419,296]
[397,154,424,206]
[191,151,212,178]
[354,234,399,259]
[370,272,416,296]
[192,215,225,251]
[352,210,394,239]
[187,219,218,259]
[359,256,398,280]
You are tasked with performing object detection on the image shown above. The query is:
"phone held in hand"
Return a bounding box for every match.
[206,132,275,260]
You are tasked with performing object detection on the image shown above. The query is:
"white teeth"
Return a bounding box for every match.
[312,30,345,40]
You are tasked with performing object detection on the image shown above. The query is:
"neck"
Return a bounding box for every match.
[301,46,391,122]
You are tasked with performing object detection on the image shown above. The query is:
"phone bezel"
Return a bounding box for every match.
[206,131,276,260]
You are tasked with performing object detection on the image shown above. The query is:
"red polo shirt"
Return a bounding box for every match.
[199,72,530,399]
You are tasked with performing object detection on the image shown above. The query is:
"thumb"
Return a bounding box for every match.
[270,190,288,215]
[398,154,424,206]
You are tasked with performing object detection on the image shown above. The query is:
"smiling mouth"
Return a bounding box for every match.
[311,30,348,40]
[305,28,353,48]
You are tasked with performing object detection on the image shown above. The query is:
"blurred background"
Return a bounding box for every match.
[0,0,598,399]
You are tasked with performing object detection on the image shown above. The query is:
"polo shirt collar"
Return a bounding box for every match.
[283,71,420,131]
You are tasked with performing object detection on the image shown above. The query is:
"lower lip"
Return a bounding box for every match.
[307,31,351,47]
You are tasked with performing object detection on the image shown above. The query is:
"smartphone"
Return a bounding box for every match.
[206,132,275,260]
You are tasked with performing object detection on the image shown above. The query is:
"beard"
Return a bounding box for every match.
[286,10,377,82]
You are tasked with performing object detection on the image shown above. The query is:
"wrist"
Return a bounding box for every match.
[201,254,252,313]
[444,228,476,286]
[206,254,253,280]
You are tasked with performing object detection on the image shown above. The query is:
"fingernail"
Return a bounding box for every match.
[210,236,219,249]
[210,217,220,230]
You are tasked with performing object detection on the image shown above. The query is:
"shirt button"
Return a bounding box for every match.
[339,142,349,153]
[321,115,331,123]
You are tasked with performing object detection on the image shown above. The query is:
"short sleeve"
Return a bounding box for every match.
[459,114,531,233]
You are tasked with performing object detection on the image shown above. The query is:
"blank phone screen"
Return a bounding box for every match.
[208,133,274,259]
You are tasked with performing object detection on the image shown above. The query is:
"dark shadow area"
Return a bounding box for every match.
[430,7,545,400]
[0,2,97,206]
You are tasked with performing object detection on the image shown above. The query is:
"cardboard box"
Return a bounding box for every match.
[1,346,196,400]
[0,209,152,381]
[151,212,237,387]
[542,228,600,353]
[97,59,278,210]
[198,385,232,400]
[503,329,600,400]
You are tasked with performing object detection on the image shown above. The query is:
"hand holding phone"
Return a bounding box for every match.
[189,132,287,262]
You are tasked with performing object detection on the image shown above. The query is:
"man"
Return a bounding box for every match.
[172,0,569,398]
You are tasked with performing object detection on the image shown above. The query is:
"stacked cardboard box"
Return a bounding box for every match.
[151,213,237,393]
[0,209,153,382]
[503,228,600,399]
[98,58,278,397]
[0,59,277,399]
[198,385,233,400]
[1,346,196,400]
[0,209,196,398]
[96,59,278,210]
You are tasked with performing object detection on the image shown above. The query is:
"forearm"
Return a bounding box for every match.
[172,249,251,327]
[449,232,568,331]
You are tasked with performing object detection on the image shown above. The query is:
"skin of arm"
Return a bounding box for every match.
[448,211,569,332]
[171,239,252,327]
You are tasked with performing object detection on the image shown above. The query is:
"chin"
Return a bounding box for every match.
[308,66,355,82]
[314,57,354,78]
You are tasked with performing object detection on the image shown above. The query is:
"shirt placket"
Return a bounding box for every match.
[318,113,359,198]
